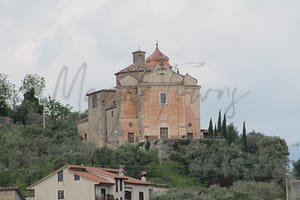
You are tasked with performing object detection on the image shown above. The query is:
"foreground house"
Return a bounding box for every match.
[77,44,201,147]
[0,187,25,200]
[28,164,151,200]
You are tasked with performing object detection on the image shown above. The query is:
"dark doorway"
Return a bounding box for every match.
[160,127,168,139]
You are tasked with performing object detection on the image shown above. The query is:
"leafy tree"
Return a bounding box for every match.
[152,182,282,200]
[144,136,151,151]
[19,74,45,98]
[208,118,213,137]
[0,74,13,116]
[91,147,114,167]
[222,114,227,138]
[226,123,238,144]
[0,98,9,116]
[23,89,42,113]
[246,131,264,153]
[0,110,96,192]
[293,159,300,179]
[151,187,202,200]
[201,181,282,200]
[0,164,11,186]
[10,83,20,110]
[254,136,288,182]
[150,161,198,187]
[13,88,43,125]
[44,96,72,120]
[201,185,235,200]
[187,140,243,186]
[230,181,282,200]
[111,145,159,177]
[169,131,288,188]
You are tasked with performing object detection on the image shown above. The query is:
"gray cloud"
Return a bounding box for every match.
[1,0,299,144]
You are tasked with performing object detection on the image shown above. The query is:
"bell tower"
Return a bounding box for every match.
[132,50,145,65]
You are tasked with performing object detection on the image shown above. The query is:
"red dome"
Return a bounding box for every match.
[146,45,169,65]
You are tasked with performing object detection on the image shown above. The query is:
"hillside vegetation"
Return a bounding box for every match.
[0,73,296,199]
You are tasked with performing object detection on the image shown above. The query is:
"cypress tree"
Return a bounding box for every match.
[222,114,227,139]
[242,121,247,149]
[217,110,222,133]
[208,118,214,138]
[214,124,217,137]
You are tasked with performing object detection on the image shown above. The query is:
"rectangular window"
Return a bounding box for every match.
[115,179,118,192]
[92,95,97,108]
[84,133,87,140]
[139,192,144,200]
[187,132,193,139]
[57,170,63,182]
[74,174,80,181]
[120,179,123,191]
[128,132,134,143]
[57,190,64,199]
[160,92,167,104]
[160,127,168,139]
[125,191,132,199]
[101,188,106,197]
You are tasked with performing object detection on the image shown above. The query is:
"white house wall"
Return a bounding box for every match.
[126,184,150,200]
[33,168,97,200]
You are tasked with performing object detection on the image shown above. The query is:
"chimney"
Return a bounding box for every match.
[132,50,145,65]
[119,163,125,176]
[140,171,147,182]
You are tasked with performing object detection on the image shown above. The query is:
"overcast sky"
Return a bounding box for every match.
[1,0,299,144]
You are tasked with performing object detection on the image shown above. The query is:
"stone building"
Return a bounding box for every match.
[77,44,201,147]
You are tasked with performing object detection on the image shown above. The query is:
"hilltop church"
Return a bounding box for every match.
[77,44,201,147]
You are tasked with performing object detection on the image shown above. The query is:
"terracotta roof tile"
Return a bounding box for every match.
[146,45,169,66]
[66,164,126,179]
[68,165,150,185]
[100,168,151,185]
[69,170,113,185]
[124,176,151,185]
[100,168,120,173]
[86,166,127,179]
[115,63,153,75]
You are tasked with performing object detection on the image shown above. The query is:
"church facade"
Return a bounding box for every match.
[77,45,201,147]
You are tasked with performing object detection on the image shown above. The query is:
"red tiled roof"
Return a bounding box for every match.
[67,165,151,185]
[86,166,126,179]
[69,170,113,185]
[124,176,151,185]
[115,63,153,75]
[86,89,116,96]
[30,164,150,188]
[100,168,151,185]
[100,168,120,173]
[66,164,126,179]
[146,45,169,66]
